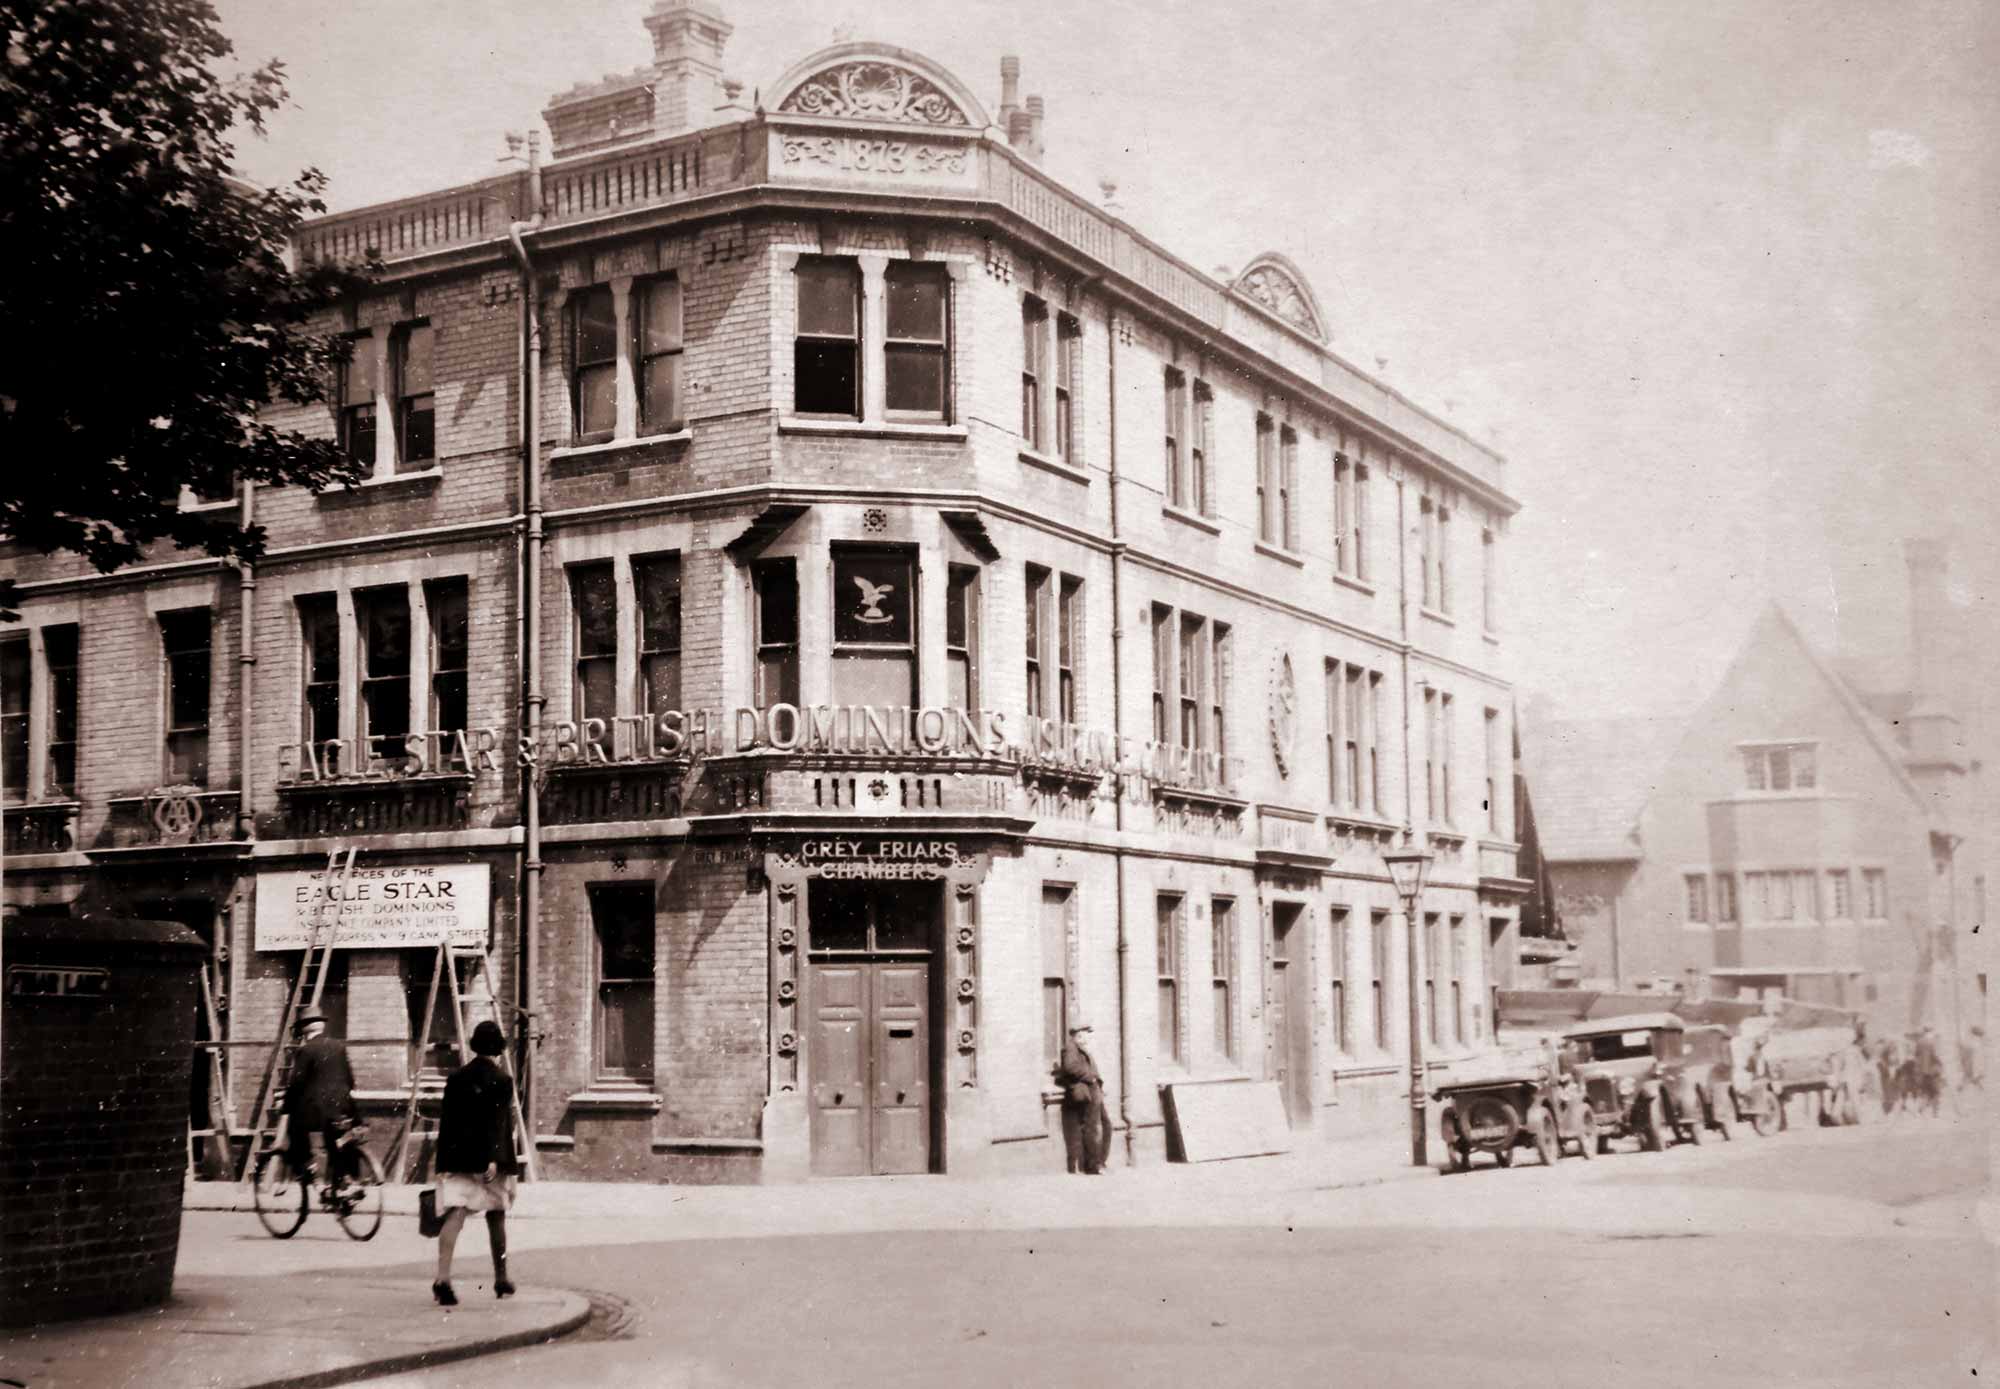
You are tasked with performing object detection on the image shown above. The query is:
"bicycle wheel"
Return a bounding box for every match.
[253,1150,309,1239]
[335,1145,386,1242]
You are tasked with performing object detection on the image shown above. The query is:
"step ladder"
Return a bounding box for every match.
[236,848,357,1182]
[389,940,537,1183]
[186,965,236,1176]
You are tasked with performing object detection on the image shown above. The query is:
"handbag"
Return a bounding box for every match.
[418,1187,445,1239]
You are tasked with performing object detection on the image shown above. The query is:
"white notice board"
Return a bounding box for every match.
[254,863,490,952]
[1161,1079,1295,1162]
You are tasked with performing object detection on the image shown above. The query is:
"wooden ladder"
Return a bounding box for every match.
[236,848,356,1181]
[389,940,537,1183]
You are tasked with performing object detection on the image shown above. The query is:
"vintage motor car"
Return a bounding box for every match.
[1435,1068,1597,1171]
[1682,1022,1771,1136]
[1562,1013,1732,1152]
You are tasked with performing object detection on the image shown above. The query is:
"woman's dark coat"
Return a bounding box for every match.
[437,1056,521,1177]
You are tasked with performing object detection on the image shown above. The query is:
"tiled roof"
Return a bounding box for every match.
[1518,714,1687,862]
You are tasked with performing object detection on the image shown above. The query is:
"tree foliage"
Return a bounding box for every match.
[0,0,372,604]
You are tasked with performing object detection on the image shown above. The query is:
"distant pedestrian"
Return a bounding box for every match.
[1054,1020,1109,1175]
[285,1006,359,1196]
[1959,1027,1985,1093]
[432,1020,521,1305]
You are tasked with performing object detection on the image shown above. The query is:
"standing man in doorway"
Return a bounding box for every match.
[1054,1020,1109,1175]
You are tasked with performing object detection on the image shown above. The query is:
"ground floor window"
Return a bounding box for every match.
[588,882,656,1084]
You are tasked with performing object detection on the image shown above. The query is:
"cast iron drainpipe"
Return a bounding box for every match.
[1105,298,1134,1167]
[505,133,545,1136]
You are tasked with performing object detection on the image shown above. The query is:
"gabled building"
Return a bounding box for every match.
[1523,552,1988,1043]
[0,2,1527,1180]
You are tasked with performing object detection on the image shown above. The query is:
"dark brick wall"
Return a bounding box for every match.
[1,917,204,1326]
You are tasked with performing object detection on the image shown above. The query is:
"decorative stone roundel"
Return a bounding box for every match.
[1269,651,1298,779]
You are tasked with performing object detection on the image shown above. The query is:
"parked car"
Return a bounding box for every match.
[1435,1069,1597,1172]
[1680,1024,1751,1138]
[1562,1014,1731,1152]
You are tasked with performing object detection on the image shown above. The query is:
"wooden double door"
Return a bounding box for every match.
[806,881,939,1176]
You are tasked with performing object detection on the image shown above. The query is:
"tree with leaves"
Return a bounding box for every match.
[0,0,372,611]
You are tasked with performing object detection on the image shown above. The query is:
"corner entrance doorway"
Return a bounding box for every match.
[806,879,941,1176]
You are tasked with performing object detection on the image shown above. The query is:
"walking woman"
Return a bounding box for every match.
[432,1019,520,1305]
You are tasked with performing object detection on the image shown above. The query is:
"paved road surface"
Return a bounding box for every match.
[211,1115,1998,1388]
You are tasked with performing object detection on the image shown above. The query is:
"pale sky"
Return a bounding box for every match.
[211,0,2000,723]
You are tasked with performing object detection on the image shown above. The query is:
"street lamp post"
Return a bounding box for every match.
[1383,848,1434,1168]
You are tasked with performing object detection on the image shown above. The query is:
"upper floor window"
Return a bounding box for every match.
[1827,869,1852,920]
[635,554,682,716]
[1862,869,1887,919]
[1178,614,1203,749]
[570,562,617,729]
[1742,741,1817,792]
[1163,367,1185,506]
[1278,425,1298,550]
[1421,496,1446,611]
[1054,314,1078,463]
[1484,707,1502,834]
[1025,565,1049,720]
[426,578,468,734]
[754,559,801,708]
[885,262,948,419]
[298,594,341,757]
[1424,687,1455,826]
[1189,381,1212,517]
[1481,527,1497,632]
[1057,575,1081,724]
[1333,451,1369,581]
[832,548,916,706]
[357,586,412,748]
[1325,662,1384,815]
[1022,297,1048,450]
[1716,872,1738,923]
[571,286,618,443]
[2,634,35,800]
[945,565,980,711]
[1255,414,1278,544]
[43,625,78,798]
[1153,604,1228,765]
[338,332,378,466]
[796,259,861,418]
[636,277,684,435]
[1685,874,1710,923]
[1150,603,1170,742]
[395,321,434,466]
[160,609,211,788]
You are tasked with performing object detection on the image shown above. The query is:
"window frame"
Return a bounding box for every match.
[569,561,618,730]
[1190,380,1213,517]
[1053,312,1078,462]
[1024,564,1050,721]
[1685,873,1710,924]
[297,593,342,770]
[1740,741,1819,794]
[634,274,686,436]
[794,257,863,420]
[1211,897,1236,1063]
[587,881,657,1085]
[394,320,435,470]
[1278,424,1298,551]
[753,558,801,708]
[1329,905,1350,1055]
[945,563,980,713]
[425,577,469,736]
[883,261,950,422]
[42,625,79,799]
[1157,893,1184,1064]
[570,284,619,444]
[1041,884,1074,1072]
[1255,414,1277,545]
[0,636,29,802]
[633,553,683,721]
[1020,295,1048,450]
[337,330,378,467]
[160,609,212,789]
[356,585,413,753]
[831,546,918,709]
[1370,909,1391,1050]
[1057,574,1081,725]
[1163,366,1186,508]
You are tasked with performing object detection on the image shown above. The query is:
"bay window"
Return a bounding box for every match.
[831,548,915,706]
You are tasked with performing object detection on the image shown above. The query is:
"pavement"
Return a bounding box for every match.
[0,1134,1424,1389]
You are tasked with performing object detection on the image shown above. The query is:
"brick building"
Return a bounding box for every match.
[0,3,1528,1181]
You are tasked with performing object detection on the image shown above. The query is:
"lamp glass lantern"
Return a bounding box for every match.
[1382,849,1432,902]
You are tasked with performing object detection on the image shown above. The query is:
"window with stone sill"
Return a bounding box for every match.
[1370,910,1391,1049]
[884,262,948,421]
[832,547,917,708]
[636,277,684,436]
[426,578,469,737]
[1053,312,1078,464]
[1685,873,1710,924]
[1862,869,1887,919]
[796,258,862,419]
[1189,381,1213,517]
[357,585,412,752]
[1162,366,1185,508]
[754,558,801,708]
[588,881,656,1084]
[1329,906,1350,1054]
[1212,897,1237,1062]
[1255,414,1278,546]
[1716,872,1738,923]
[1157,893,1184,1064]
[294,578,476,779]
[396,321,434,467]
[339,321,433,474]
[946,564,979,713]
[337,331,378,466]
[160,608,210,788]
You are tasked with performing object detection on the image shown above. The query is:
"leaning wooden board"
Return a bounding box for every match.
[1161,1079,1294,1162]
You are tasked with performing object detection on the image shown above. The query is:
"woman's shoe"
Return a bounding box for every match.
[494,1278,516,1299]
[432,1281,458,1306]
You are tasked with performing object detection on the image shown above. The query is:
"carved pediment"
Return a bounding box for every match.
[781,61,969,126]
[770,44,988,130]
[1230,254,1327,342]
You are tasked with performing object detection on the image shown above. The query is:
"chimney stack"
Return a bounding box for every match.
[1025,94,1045,164]
[644,0,734,136]
[998,55,1020,128]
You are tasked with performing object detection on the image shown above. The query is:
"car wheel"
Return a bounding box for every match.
[1532,1110,1559,1167]
[1578,1110,1597,1160]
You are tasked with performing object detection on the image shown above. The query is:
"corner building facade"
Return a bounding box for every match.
[0,8,1527,1182]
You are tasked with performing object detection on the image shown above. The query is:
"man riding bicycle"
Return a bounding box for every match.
[286,1006,361,1198]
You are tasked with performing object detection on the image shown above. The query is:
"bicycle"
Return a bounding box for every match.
[253,1122,386,1240]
